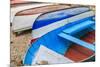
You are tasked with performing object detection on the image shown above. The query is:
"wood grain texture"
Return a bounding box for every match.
[16,5,70,16]
[64,31,95,62]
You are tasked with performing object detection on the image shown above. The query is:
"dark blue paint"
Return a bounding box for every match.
[32,8,90,29]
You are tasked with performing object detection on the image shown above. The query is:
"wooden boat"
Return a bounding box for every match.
[23,9,95,65]
[12,4,71,33]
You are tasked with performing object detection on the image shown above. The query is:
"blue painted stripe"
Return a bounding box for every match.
[23,43,40,65]
[23,51,33,65]
[32,7,90,30]
[32,15,73,29]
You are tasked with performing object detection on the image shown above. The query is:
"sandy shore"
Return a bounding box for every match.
[10,29,32,66]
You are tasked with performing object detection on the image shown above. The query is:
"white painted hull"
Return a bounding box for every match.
[11,3,53,22]
[12,14,41,32]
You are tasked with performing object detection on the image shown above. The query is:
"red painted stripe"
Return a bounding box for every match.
[30,38,38,44]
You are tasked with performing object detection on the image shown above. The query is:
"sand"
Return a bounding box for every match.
[10,29,32,66]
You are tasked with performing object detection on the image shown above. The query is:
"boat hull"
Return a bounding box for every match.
[23,12,95,65]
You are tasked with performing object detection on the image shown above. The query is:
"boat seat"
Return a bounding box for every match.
[64,30,95,61]
[58,20,95,51]
[58,33,95,51]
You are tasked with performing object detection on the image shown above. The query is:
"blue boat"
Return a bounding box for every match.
[23,7,95,65]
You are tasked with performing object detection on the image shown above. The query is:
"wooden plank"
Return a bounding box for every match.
[64,31,95,61]
[58,33,95,51]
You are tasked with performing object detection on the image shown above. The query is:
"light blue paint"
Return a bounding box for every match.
[23,51,33,65]
[58,33,95,51]
[63,20,95,34]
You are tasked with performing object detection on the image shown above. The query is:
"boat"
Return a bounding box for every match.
[12,4,71,33]
[23,8,95,65]
[11,2,53,22]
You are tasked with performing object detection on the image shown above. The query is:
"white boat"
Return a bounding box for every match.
[11,2,54,22]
